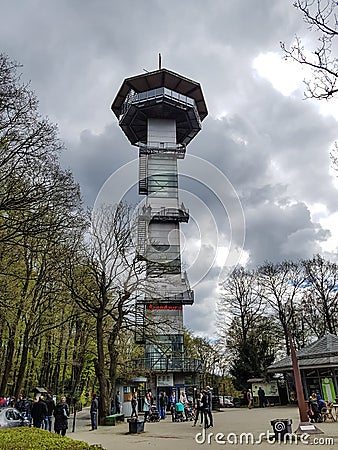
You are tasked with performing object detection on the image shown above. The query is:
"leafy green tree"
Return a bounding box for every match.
[227,317,282,390]
[0,53,86,397]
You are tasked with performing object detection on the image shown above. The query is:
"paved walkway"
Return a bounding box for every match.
[69,406,338,450]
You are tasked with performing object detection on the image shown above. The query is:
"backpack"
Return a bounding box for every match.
[55,403,67,418]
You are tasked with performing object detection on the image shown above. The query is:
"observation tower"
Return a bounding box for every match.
[112,67,207,395]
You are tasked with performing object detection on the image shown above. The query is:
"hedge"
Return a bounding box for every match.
[0,427,105,450]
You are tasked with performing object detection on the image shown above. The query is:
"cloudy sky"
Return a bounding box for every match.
[2,0,338,336]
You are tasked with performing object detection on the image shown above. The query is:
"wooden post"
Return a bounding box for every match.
[288,332,323,434]
[288,332,308,422]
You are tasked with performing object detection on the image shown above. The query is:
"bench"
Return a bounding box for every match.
[104,413,125,426]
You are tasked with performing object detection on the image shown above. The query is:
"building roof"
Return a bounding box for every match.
[111,68,208,121]
[32,387,48,393]
[268,333,338,371]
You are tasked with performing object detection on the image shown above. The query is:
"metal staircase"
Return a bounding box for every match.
[135,300,145,344]
[137,217,147,259]
[139,153,148,194]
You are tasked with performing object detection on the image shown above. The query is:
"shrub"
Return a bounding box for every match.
[0,427,105,449]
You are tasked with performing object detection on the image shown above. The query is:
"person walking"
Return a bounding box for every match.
[201,389,210,428]
[247,389,253,409]
[131,393,138,418]
[54,396,69,436]
[192,390,203,427]
[205,386,213,428]
[90,393,99,430]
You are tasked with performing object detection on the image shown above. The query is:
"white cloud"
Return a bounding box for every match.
[319,212,338,253]
[252,51,306,96]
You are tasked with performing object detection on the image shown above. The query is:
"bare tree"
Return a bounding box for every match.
[301,254,338,334]
[0,53,82,244]
[63,203,145,423]
[257,261,306,354]
[218,266,264,343]
[281,0,338,100]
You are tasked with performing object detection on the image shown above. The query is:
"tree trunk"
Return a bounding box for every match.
[52,326,64,394]
[14,327,30,397]
[95,314,110,425]
[0,325,17,395]
[70,320,87,397]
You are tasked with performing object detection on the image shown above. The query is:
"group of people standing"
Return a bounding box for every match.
[192,386,213,429]
[246,387,266,409]
[6,392,70,436]
[307,392,327,423]
[88,386,216,428]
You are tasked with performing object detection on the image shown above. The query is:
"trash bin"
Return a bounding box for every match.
[127,418,145,433]
[270,418,292,441]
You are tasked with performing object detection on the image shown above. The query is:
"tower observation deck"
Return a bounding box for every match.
[112,68,207,393]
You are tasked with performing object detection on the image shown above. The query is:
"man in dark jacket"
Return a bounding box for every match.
[258,387,266,408]
[115,391,121,413]
[31,396,48,428]
[90,393,99,430]
[54,396,69,436]
[15,394,30,416]
[201,390,210,428]
[159,392,168,420]
[205,386,213,428]
[45,394,55,431]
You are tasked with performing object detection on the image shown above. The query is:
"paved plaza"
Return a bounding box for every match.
[70,406,338,450]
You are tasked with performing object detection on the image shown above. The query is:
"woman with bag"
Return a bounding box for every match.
[54,396,69,436]
[143,393,151,422]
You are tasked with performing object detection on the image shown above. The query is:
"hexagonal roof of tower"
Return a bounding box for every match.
[111,68,208,121]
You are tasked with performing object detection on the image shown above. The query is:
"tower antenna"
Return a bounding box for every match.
[158,53,162,70]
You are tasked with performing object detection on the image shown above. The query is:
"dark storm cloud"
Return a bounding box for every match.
[61,124,135,206]
[244,200,330,266]
[241,85,338,211]
[2,0,338,335]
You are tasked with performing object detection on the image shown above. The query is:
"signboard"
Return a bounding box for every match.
[321,377,336,402]
[157,373,174,386]
[252,381,278,397]
[147,304,182,310]
[300,425,316,431]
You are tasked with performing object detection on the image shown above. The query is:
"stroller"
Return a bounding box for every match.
[148,405,160,422]
[184,403,195,421]
[171,402,185,422]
